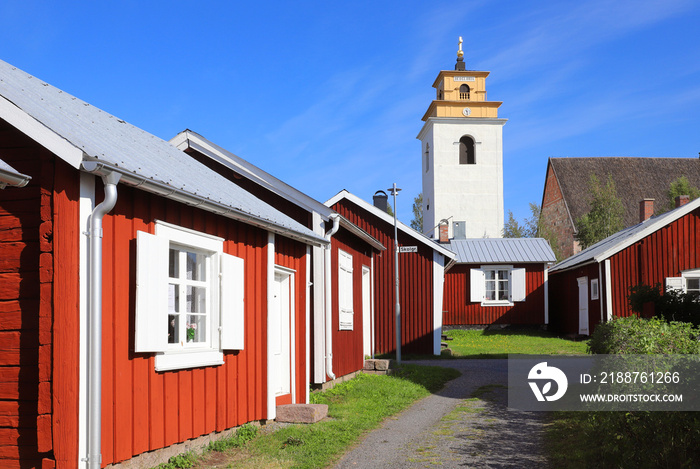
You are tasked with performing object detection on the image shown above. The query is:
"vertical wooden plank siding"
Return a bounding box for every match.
[443,264,546,325]
[548,263,600,335]
[607,208,700,319]
[329,230,372,379]
[330,200,435,355]
[94,183,276,466]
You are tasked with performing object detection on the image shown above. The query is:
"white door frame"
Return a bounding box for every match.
[577,276,589,335]
[361,265,372,358]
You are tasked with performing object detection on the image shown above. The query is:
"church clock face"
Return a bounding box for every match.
[462,107,472,117]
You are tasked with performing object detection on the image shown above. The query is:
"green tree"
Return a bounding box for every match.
[410,192,423,231]
[503,203,563,261]
[667,175,700,211]
[574,173,624,249]
[502,210,526,238]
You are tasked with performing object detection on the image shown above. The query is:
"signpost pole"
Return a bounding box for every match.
[387,183,401,364]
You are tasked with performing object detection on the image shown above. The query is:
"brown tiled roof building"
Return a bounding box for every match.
[540,157,700,259]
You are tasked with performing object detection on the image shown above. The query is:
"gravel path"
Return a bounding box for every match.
[333,359,549,469]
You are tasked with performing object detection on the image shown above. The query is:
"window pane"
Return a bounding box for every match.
[168,284,179,313]
[498,270,509,280]
[186,286,206,314]
[687,278,700,291]
[169,249,179,278]
[186,314,206,343]
[498,284,509,300]
[168,314,179,344]
[485,271,495,280]
[186,251,206,281]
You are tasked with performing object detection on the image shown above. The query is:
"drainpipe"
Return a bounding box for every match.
[324,214,340,380]
[84,166,120,469]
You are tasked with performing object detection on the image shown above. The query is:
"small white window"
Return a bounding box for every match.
[338,250,354,330]
[667,269,700,296]
[135,221,245,371]
[590,279,599,300]
[470,265,526,306]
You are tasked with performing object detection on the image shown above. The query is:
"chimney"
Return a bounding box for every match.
[438,221,449,243]
[675,195,690,208]
[373,190,388,212]
[639,199,654,222]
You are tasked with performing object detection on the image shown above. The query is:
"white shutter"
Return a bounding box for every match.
[135,231,169,352]
[511,268,526,302]
[665,277,685,292]
[470,268,485,303]
[339,250,354,330]
[221,253,245,350]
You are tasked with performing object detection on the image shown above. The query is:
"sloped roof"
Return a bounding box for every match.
[551,196,700,273]
[170,129,335,221]
[446,238,556,264]
[550,157,700,229]
[325,190,456,260]
[0,158,30,188]
[0,59,326,246]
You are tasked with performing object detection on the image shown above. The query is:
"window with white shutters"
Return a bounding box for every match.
[470,265,526,306]
[135,221,245,371]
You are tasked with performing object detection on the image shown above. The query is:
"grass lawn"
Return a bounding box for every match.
[442,328,588,358]
[180,364,460,469]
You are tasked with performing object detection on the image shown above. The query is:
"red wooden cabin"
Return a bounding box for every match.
[442,238,556,326]
[549,197,700,336]
[0,59,327,468]
[169,130,385,385]
[326,190,456,356]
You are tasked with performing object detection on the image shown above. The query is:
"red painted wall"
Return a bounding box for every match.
[0,120,64,469]
[443,264,547,325]
[330,199,435,355]
[329,229,373,379]
[550,208,700,336]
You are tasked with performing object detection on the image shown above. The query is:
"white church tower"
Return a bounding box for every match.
[418,38,506,239]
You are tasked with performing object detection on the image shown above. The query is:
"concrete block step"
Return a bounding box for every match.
[276,404,328,424]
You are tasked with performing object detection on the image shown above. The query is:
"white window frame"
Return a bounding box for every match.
[470,265,526,306]
[338,249,354,330]
[135,221,245,371]
[590,278,599,300]
[667,268,700,295]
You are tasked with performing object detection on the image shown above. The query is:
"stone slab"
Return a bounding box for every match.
[276,404,328,424]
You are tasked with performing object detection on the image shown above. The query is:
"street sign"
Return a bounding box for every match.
[399,246,418,253]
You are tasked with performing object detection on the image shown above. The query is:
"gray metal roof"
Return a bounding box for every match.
[550,196,700,273]
[0,59,326,246]
[446,238,556,264]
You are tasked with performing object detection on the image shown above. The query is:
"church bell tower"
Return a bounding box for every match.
[418,38,506,239]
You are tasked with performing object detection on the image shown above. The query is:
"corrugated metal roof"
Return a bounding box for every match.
[0,59,325,245]
[551,196,700,273]
[446,238,556,264]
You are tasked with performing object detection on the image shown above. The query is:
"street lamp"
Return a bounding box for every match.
[387,183,402,363]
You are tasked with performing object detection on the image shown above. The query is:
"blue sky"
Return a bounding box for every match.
[2,1,699,226]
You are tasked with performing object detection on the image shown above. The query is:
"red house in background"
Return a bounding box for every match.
[442,238,556,326]
[549,196,700,336]
[169,130,385,386]
[326,190,456,356]
[0,59,328,468]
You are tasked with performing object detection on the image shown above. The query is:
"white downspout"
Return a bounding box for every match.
[85,169,120,469]
[324,214,340,380]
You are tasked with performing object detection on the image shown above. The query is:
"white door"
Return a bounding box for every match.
[272,271,291,397]
[362,266,372,358]
[577,277,589,335]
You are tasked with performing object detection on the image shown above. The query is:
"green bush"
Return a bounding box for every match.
[587,315,700,355]
[579,316,700,468]
[628,283,700,326]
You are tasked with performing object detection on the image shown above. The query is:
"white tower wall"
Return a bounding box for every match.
[419,117,506,239]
